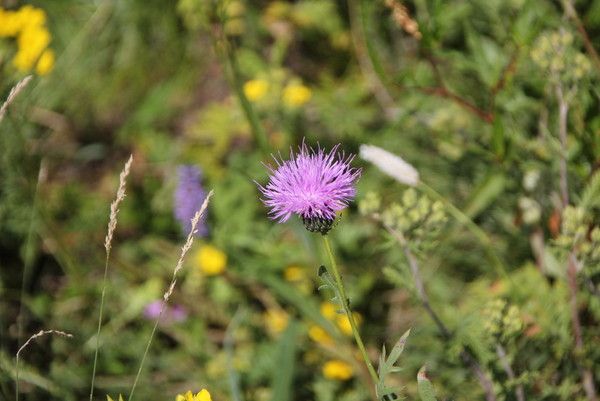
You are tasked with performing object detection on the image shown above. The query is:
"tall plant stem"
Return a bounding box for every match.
[322,236,379,387]
[384,225,497,401]
[88,255,111,401]
[214,19,269,156]
[128,306,164,401]
[555,85,598,401]
[418,182,509,281]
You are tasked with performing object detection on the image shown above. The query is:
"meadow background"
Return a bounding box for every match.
[1,0,600,400]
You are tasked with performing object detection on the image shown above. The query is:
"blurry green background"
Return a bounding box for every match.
[1,0,600,400]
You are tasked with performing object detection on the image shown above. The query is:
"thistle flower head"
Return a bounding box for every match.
[258,144,361,234]
[174,165,208,237]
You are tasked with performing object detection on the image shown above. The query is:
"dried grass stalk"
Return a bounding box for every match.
[0,76,33,123]
[16,329,73,401]
[90,155,133,401]
[105,155,133,253]
[129,190,213,401]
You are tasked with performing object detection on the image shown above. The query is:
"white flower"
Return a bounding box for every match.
[359,144,419,186]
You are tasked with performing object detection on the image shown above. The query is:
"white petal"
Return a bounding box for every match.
[359,144,419,186]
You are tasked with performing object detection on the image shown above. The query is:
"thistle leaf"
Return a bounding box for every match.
[387,329,411,367]
[376,330,411,400]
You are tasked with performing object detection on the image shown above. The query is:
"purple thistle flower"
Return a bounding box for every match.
[174,165,208,237]
[258,143,361,234]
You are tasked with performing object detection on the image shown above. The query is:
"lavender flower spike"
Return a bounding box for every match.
[258,144,361,234]
[174,165,208,237]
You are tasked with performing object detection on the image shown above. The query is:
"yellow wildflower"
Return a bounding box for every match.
[322,360,353,380]
[196,244,227,276]
[176,389,212,401]
[106,395,124,401]
[18,5,47,28]
[264,309,289,335]
[13,26,50,71]
[36,49,54,75]
[282,83,311,107]
[243,79,269,102]
[284,265,305,282]
[320,302,337,320]
[336,312,362,336]
[0,9,22,37]
[308,324,333,345]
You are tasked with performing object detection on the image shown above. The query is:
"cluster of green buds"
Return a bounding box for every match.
[554,206,588,251]
[483,299,522,344]
[360,189,447,246]
[531,29,591,84]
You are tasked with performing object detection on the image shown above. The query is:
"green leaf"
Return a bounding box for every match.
[376,330,411,400]
[417,366,438,401]
[269,321,299,401]
[387,329,411,367]
[464,173,506,218]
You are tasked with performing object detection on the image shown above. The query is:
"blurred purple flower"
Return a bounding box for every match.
[143,300,163,320]
[143,300,188,323]
[258,143,361,234]
[174,165,208,237]
[170,305,188,322]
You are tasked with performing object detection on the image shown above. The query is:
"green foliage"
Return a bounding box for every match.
[417,367,438,401]
[376,330,410,401]
[2,0,600,400]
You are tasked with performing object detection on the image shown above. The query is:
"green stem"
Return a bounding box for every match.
[322,236,379,386]
[89,255,111,401]
[128,304,165,401]
[418,182,510,281]
[223,39,269,155]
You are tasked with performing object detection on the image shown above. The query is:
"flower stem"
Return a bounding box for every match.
[322,235,379,386]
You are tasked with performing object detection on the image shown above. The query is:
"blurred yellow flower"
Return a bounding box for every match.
[336,312,362,336]
[1,5,53,74]
[320,302,337,320]
[0,9,22,37]
[322,360,353,380]
[196,244,227,276]
[176,389,212,401]
[19,5,47,28]
[308,324,333,345]
[283,83,312,107]
[243,79,269,102]
[264,309,289,335]
[284,265,305,282]
[36,49,54,75]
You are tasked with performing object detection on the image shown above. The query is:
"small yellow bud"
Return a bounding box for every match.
[196,245,227,276]
[322,360,353,380]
